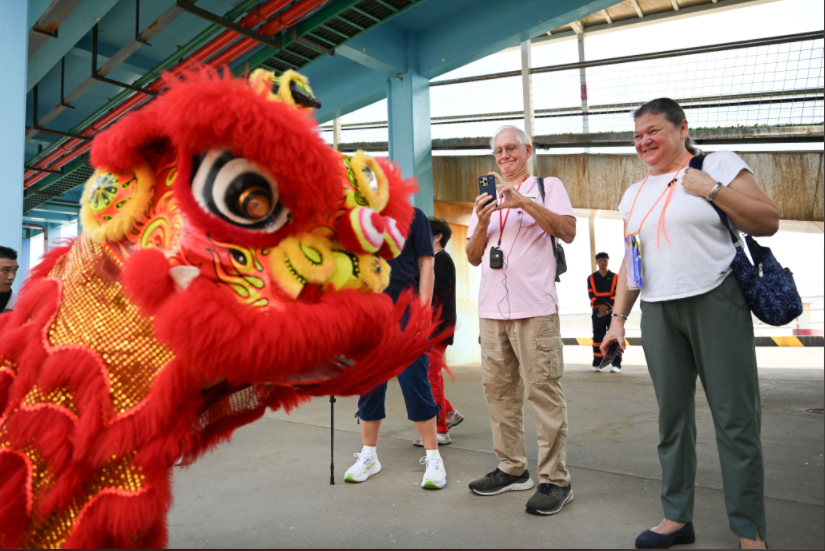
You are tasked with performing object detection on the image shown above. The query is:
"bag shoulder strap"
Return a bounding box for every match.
[689,154,739,246]
[537,177,557,248]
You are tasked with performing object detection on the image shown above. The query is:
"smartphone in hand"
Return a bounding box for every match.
[478,175,497,207]
[598,341,621,370]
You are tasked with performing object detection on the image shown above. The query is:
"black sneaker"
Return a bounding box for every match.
[525,483,574,515]
[468,468,534,496]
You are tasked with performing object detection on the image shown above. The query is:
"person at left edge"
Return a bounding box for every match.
[344,207,447,489]
[0,247,19,313]
[588,252,622,372]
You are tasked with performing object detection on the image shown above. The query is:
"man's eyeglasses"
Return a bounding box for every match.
[492,144,526,157]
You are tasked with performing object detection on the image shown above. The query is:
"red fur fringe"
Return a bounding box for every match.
[0,453,27,548]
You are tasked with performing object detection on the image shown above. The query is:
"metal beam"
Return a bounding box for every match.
[91,25,158,96]
[629,0,645,18]
[671,0,681,11]
[30,202,80,215]
[334,23,406,75]
[25,2,186,141]
[24,212,74,223]
[570,20,585,34]
[23,0,261,176]
[601,9,613,24]
[26,0,120,92]
[28,0,84,59]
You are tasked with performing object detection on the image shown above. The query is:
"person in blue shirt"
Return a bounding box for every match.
[343,207,448,489]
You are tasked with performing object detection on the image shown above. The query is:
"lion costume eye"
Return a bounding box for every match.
[191,149,291,232]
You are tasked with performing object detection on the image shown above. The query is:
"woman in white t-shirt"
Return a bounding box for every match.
[601,98,778,550]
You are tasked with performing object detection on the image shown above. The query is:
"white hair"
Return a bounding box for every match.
[490,125,532,150]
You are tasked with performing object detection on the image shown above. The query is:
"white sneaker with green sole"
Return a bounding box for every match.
[420,456,447,489]
[344,451,381,483]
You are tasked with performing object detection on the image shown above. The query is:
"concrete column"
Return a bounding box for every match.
[520,40,535,174]
[387,33,433,216]
[577,33,590,153]
[588,217,597,273]
[333,117,342,151]
[18,237,32,288]
[0,1,28,291]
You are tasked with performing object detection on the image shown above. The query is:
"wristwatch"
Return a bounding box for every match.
[612,313,628,320]
[706,182,723,202]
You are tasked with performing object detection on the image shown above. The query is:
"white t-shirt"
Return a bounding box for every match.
[618,151,751,302]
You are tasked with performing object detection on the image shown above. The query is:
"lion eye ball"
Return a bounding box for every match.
[238,187,272,219]
[362,167,378,193]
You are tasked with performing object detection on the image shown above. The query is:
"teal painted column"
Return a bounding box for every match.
[387,33,433,216]
[0,1,28,291]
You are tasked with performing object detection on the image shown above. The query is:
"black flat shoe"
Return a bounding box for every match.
[635,522,695,549]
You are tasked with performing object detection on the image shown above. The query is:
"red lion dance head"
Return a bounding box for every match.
[0,69,437,548]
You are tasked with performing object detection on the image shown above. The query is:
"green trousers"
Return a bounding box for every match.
[640,274,766,540]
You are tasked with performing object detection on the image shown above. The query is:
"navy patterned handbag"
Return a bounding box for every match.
[690,155,803,326]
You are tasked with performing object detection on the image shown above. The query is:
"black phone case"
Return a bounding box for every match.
[599,341,621,369]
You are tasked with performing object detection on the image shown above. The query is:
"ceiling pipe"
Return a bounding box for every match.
[23,0,317,187]
[208,0,331,67]
[23,0,263,177]
[22,224,48,251]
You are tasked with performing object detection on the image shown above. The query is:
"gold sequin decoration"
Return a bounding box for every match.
[22,385,79,418]
[46,235,175,415]
[0,357,17,378]
[20,451,147,549]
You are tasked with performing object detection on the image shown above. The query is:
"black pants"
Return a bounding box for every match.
[591,312,621,367]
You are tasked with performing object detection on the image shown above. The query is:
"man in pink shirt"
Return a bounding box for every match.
[466,125,577,516]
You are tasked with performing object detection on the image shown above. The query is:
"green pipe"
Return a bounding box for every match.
[26,0,262,170]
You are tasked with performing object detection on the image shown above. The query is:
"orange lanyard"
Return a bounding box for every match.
[624,155,690,248]
[497,176,528,246]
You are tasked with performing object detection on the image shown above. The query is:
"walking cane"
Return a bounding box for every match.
[329,395,336,484]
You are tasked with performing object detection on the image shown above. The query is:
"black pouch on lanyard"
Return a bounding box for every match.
[490,246,503,269]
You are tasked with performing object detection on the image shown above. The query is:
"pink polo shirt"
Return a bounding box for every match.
[468,176,576,320]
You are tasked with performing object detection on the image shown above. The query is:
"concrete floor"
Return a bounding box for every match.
[168,347,824,549]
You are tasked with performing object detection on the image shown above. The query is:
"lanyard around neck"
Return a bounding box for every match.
[497,175,529,246]
[624,155,691,248]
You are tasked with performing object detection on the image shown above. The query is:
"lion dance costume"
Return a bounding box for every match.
[0,69,439,548]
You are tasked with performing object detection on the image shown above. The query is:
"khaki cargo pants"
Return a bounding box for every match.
[479,314,570,487]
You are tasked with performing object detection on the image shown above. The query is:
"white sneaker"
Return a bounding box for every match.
[592,365,601,372]
[446,409,464,429]
[344,450,381,483]
[420,455,447,489]
[611,365,622,373]
[412,432,451,447]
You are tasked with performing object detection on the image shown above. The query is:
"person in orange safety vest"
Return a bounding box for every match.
[588,252,622,372]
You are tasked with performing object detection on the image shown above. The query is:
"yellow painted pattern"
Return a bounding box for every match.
[771,336,804,347]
